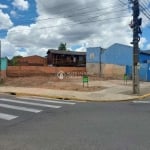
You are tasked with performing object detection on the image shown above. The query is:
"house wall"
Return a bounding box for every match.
[0,58,8,70]
[101,43,133,66]
[138,63,150,81]
[0,58,8,79]
[101,64,125,79]
[86,44,150,81]
[47,52,86,66]
[86,44,130,78]
[0,70,7,79]
[18,56,47,66]
[126,63,150,81]
[139,53,150,63]
[86,47,101,63]
[86,63,101,75]
[7,66,86,77]
[139,63,148,81]
[86,63,125,78]
[126,65,132,79]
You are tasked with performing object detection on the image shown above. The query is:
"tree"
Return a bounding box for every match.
[8,56,22,66]
[58,42,67,51]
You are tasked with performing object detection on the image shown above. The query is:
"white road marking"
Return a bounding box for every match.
[18,97,76,105]
[0,103,42,113]
[0,112,18,120]
[132,101,150,104]
[0,98,61,108]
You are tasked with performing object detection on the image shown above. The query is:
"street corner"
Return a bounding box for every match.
[137,93,150,100]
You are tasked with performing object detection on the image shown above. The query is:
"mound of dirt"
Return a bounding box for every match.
[3,76,105,92]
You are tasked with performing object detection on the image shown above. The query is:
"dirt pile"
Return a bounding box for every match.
[3,76,105,92]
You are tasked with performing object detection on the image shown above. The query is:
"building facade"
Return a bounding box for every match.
[86,43,150,81]
[0,57,8,79]
[86,43,129,78]
[47,49,86,67]
[18,55,47,66]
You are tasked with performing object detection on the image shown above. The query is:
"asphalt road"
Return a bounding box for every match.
[0,94,150,150]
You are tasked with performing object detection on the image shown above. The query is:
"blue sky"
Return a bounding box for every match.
[142,27,150,49]
[0,0,37,36]
[0,0,150,58]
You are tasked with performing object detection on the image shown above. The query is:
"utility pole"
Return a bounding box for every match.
[129,0,142,94]
[0,40,1,81]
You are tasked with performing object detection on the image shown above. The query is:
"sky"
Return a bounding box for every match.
[0,0,150,58]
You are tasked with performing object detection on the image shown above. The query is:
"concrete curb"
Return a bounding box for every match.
[1,91,146,102]
[137,93,150,99]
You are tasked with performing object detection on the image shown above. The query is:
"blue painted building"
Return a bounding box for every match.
[139,63,150,81]
[86,43,150,81]
[86,47,102,63]
[101,43,133,66]
[87,43,133,65]
[0,57,8,79]
[140,51,150,63]
[86,47,104,75]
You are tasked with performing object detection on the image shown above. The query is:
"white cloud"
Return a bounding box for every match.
[3,0,149,58]
[146,44,150,50]
[0,4,8,9]
[10,10,17,17]
[75,46,86,52]
[12,0,29,11]
[139,37,147,49]
[0,10,13,29]
[34,0,133,48]
[0,39,16,58]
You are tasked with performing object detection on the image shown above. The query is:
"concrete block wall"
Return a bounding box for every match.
[101,64,125,79]
[86,63,101,76]
[18,56,47,66]
[7,66,86,77]
[86,63,125,79]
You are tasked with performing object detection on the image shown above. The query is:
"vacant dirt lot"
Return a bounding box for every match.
[2,76,105,92]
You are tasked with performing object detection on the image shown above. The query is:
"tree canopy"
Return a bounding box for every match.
[8,55,22,66]
[58,42,67,51]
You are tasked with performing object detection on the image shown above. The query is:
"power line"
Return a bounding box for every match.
[140,3,150,20]
[0,2,131,37]
[11,3,128,25]
[140,1,150,14]
[140,0,150,5]
[38,8,128,25]
[36,5,128,22]
[142,4,150,16]
[37,2,127,19]
[6,15,129,34]
[15,2,116,22]
[118,0,127,6]
[0,8,129,35]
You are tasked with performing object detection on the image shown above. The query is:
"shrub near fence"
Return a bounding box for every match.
[7,66,86,77]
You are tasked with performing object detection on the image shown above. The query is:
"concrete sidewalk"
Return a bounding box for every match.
[0,80,150,102]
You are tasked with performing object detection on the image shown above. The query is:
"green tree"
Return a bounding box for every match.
[9,56,22,66]
[58,42,67,51]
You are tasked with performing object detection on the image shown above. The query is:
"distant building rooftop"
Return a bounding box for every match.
[140,50,150,55]
[47,49,86,56]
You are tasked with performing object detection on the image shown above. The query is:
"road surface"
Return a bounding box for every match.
[0,94,150,150]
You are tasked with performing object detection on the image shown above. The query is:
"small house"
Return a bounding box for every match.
[47,49,86,67]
